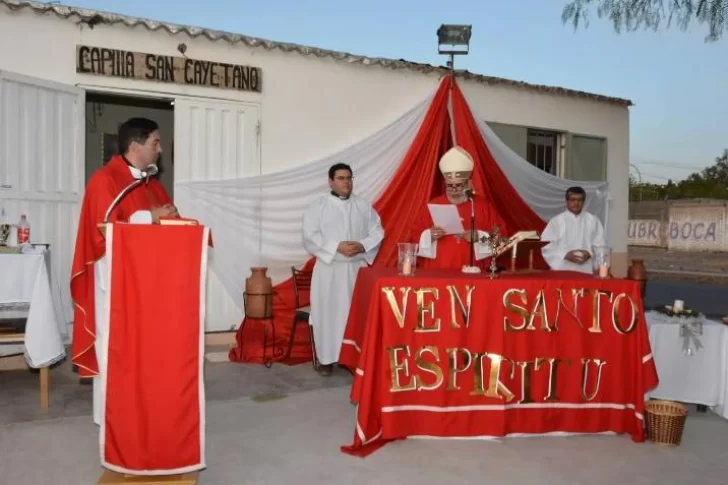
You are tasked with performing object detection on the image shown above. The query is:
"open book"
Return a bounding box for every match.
[159,217,200,226]
[494,230,541,258]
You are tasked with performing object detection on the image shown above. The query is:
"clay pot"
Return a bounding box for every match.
[245,267,273,318]
[627,259,647,281]
[627,259,648,298]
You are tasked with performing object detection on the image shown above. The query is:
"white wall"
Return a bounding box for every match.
[0,6,631,331]
[0,9,438,175]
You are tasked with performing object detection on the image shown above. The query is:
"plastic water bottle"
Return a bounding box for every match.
[17,214,30,245]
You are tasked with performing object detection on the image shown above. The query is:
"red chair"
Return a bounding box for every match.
[285,266,318,369]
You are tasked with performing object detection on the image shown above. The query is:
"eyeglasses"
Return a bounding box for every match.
[446,183,466,190]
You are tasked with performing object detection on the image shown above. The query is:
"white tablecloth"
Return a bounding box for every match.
[646,311,728,419]
[0,251,67,367]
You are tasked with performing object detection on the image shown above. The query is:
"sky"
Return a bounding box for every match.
[67,0,727,184]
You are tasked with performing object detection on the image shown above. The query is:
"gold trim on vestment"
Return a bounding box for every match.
[70,256,104,377]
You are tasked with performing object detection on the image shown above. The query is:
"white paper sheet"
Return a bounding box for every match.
[427,204,465,235]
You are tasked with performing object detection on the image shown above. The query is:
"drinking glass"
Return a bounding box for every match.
[592,245,612,279]
[398,243,418,276]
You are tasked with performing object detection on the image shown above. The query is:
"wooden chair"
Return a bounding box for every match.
[285,266,317,369]
[0,313,49,409]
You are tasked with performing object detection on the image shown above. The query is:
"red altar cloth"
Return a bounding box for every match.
[339,268,659,457]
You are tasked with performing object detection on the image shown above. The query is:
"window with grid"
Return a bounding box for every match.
[526,129,558,175]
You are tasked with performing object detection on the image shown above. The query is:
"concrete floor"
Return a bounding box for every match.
[0,347,353,426]
[4,347,728,485]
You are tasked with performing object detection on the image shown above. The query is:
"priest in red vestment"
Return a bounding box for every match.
[71,117,177,380]
[412,146,506,271]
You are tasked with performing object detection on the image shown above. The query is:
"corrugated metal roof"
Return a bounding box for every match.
[1,0,633,107]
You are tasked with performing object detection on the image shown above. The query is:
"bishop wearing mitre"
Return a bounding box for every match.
[412,146,507,270]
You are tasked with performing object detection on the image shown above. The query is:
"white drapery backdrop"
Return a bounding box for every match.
[175,87,610,310]
[175,95,433,300]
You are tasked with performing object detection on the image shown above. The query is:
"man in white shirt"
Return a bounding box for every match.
[302,163,384,376]
[541,186,605,274]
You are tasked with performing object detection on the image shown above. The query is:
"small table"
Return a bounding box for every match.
[0,250,67,408]
[646,311,728,418]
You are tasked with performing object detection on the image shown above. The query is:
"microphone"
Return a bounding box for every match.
[145,164,159,177]
[103,165,158,223]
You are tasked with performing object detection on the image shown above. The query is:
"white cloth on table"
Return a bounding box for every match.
[540,209,605,274]
[0,252,65,367]
[645,311,728,419]
[302,193,383,365]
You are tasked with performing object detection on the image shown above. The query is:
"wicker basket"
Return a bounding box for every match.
[645,400,688,446]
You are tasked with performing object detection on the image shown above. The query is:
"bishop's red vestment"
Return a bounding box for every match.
[411,193,507,271]
[70,155,172,377]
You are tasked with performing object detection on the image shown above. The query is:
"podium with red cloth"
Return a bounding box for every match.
[338,268,659,457]
[94,223,210,484]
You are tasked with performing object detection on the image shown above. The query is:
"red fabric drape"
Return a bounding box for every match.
[231,75,550,366]
[369,77,454,265]
[450,82,546,235]
[105,224,206,473]
[339,268,658,456]
[450,82,549,270]
[230,76,454,365]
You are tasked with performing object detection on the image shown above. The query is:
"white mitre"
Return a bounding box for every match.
[439,146,474,180]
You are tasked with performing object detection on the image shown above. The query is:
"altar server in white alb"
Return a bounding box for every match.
[302,163,384,376]
[541,186,605,274]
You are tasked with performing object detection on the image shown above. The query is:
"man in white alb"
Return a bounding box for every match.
[302,163,384,376]
[541,186,605,274]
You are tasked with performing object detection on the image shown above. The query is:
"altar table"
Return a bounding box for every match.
[338,268,659,457]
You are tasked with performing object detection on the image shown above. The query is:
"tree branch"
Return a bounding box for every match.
[561,0,728,41]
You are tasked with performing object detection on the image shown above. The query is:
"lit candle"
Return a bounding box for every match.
[402,260,412,276]
[599,262,609,278]
[673,299,684,313]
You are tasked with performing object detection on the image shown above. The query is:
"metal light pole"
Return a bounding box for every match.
[437,24,472,145]
[437,24,472,73]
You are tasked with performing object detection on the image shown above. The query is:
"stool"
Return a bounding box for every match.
[241,292,283,368]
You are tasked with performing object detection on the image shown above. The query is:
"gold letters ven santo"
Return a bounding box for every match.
[377,284,640,402]
[381,285,475,330]
[381,285,639,335]
[500,287,639,335]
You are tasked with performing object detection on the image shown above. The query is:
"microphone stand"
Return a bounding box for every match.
[104,178,145,223]
[461,188,476,268]
[469,196,475,268]
[103,165,158,223]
